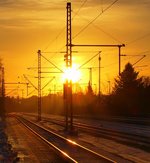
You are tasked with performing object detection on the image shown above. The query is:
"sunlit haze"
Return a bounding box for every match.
[62,66,81,83]
[0,0,150,97]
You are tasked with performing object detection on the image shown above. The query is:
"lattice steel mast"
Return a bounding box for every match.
[64,2,73,131]
[38,50,41,121]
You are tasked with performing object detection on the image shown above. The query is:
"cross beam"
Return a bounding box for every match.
[71,44,125,75]
[71,44,125,47]
[5,82,29,96]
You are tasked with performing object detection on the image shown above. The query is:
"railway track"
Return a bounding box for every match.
[21,113,150,151]
[15,115,116,163]
[75,121,150,151]
[29,115,150,151]
[73,115,150,126]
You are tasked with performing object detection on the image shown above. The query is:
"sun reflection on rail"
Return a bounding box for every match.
[67,139,77,145]
[62,151,69,157]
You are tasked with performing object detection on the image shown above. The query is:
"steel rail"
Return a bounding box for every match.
[21,113,150,151]
[16,116,116,163]
[34,116,150,150]
[16,117,76,163]
[56,119,150,145]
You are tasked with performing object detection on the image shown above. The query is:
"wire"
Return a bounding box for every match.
[73,0,119,40]
[127,32,150,45]
[72,0,88,20]
[78,52,101,69]
[43,27,66,51]
[42,77,55,90]
[42,1,90,59]
[43,0,87,52]
[41,54,63,73]
[74,12,123,43]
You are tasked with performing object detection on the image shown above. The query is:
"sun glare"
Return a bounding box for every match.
[63,66,81,83]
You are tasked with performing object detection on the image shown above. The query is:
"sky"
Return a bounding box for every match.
[0,0,150,97]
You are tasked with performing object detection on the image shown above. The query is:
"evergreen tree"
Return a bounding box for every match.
[139,77,150,115]
[0,59,2,96]
[113,63,142,95]
[111,63,143,116]
[87,81,94,96]
[0,60,5,118]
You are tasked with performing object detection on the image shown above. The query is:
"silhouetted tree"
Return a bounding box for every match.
[110,63,143,116]
[0,59,5,118]
[139,76,150,115]
[84,82,96,113]
[87,81,94,95]
[113,63,142,95]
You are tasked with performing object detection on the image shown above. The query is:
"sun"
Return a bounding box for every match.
[63,66,81,83]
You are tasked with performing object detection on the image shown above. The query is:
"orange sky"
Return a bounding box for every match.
[0,0,150,97]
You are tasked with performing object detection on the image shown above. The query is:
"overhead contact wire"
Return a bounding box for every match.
[73,0,119,40]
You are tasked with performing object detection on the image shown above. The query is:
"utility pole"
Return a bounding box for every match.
[2,67,5,99]
[118,45,122,75]
[0,67,5,118]
[81,67,94,88]
[98,52,101,98]
[63,2,125,131]
[38,50,41,121]
[79,52,102,93]
[81,66,104,94]
[108,81,111,94]
[64,2,73,132]
[27,51,63,121]
[89,68,92,87]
